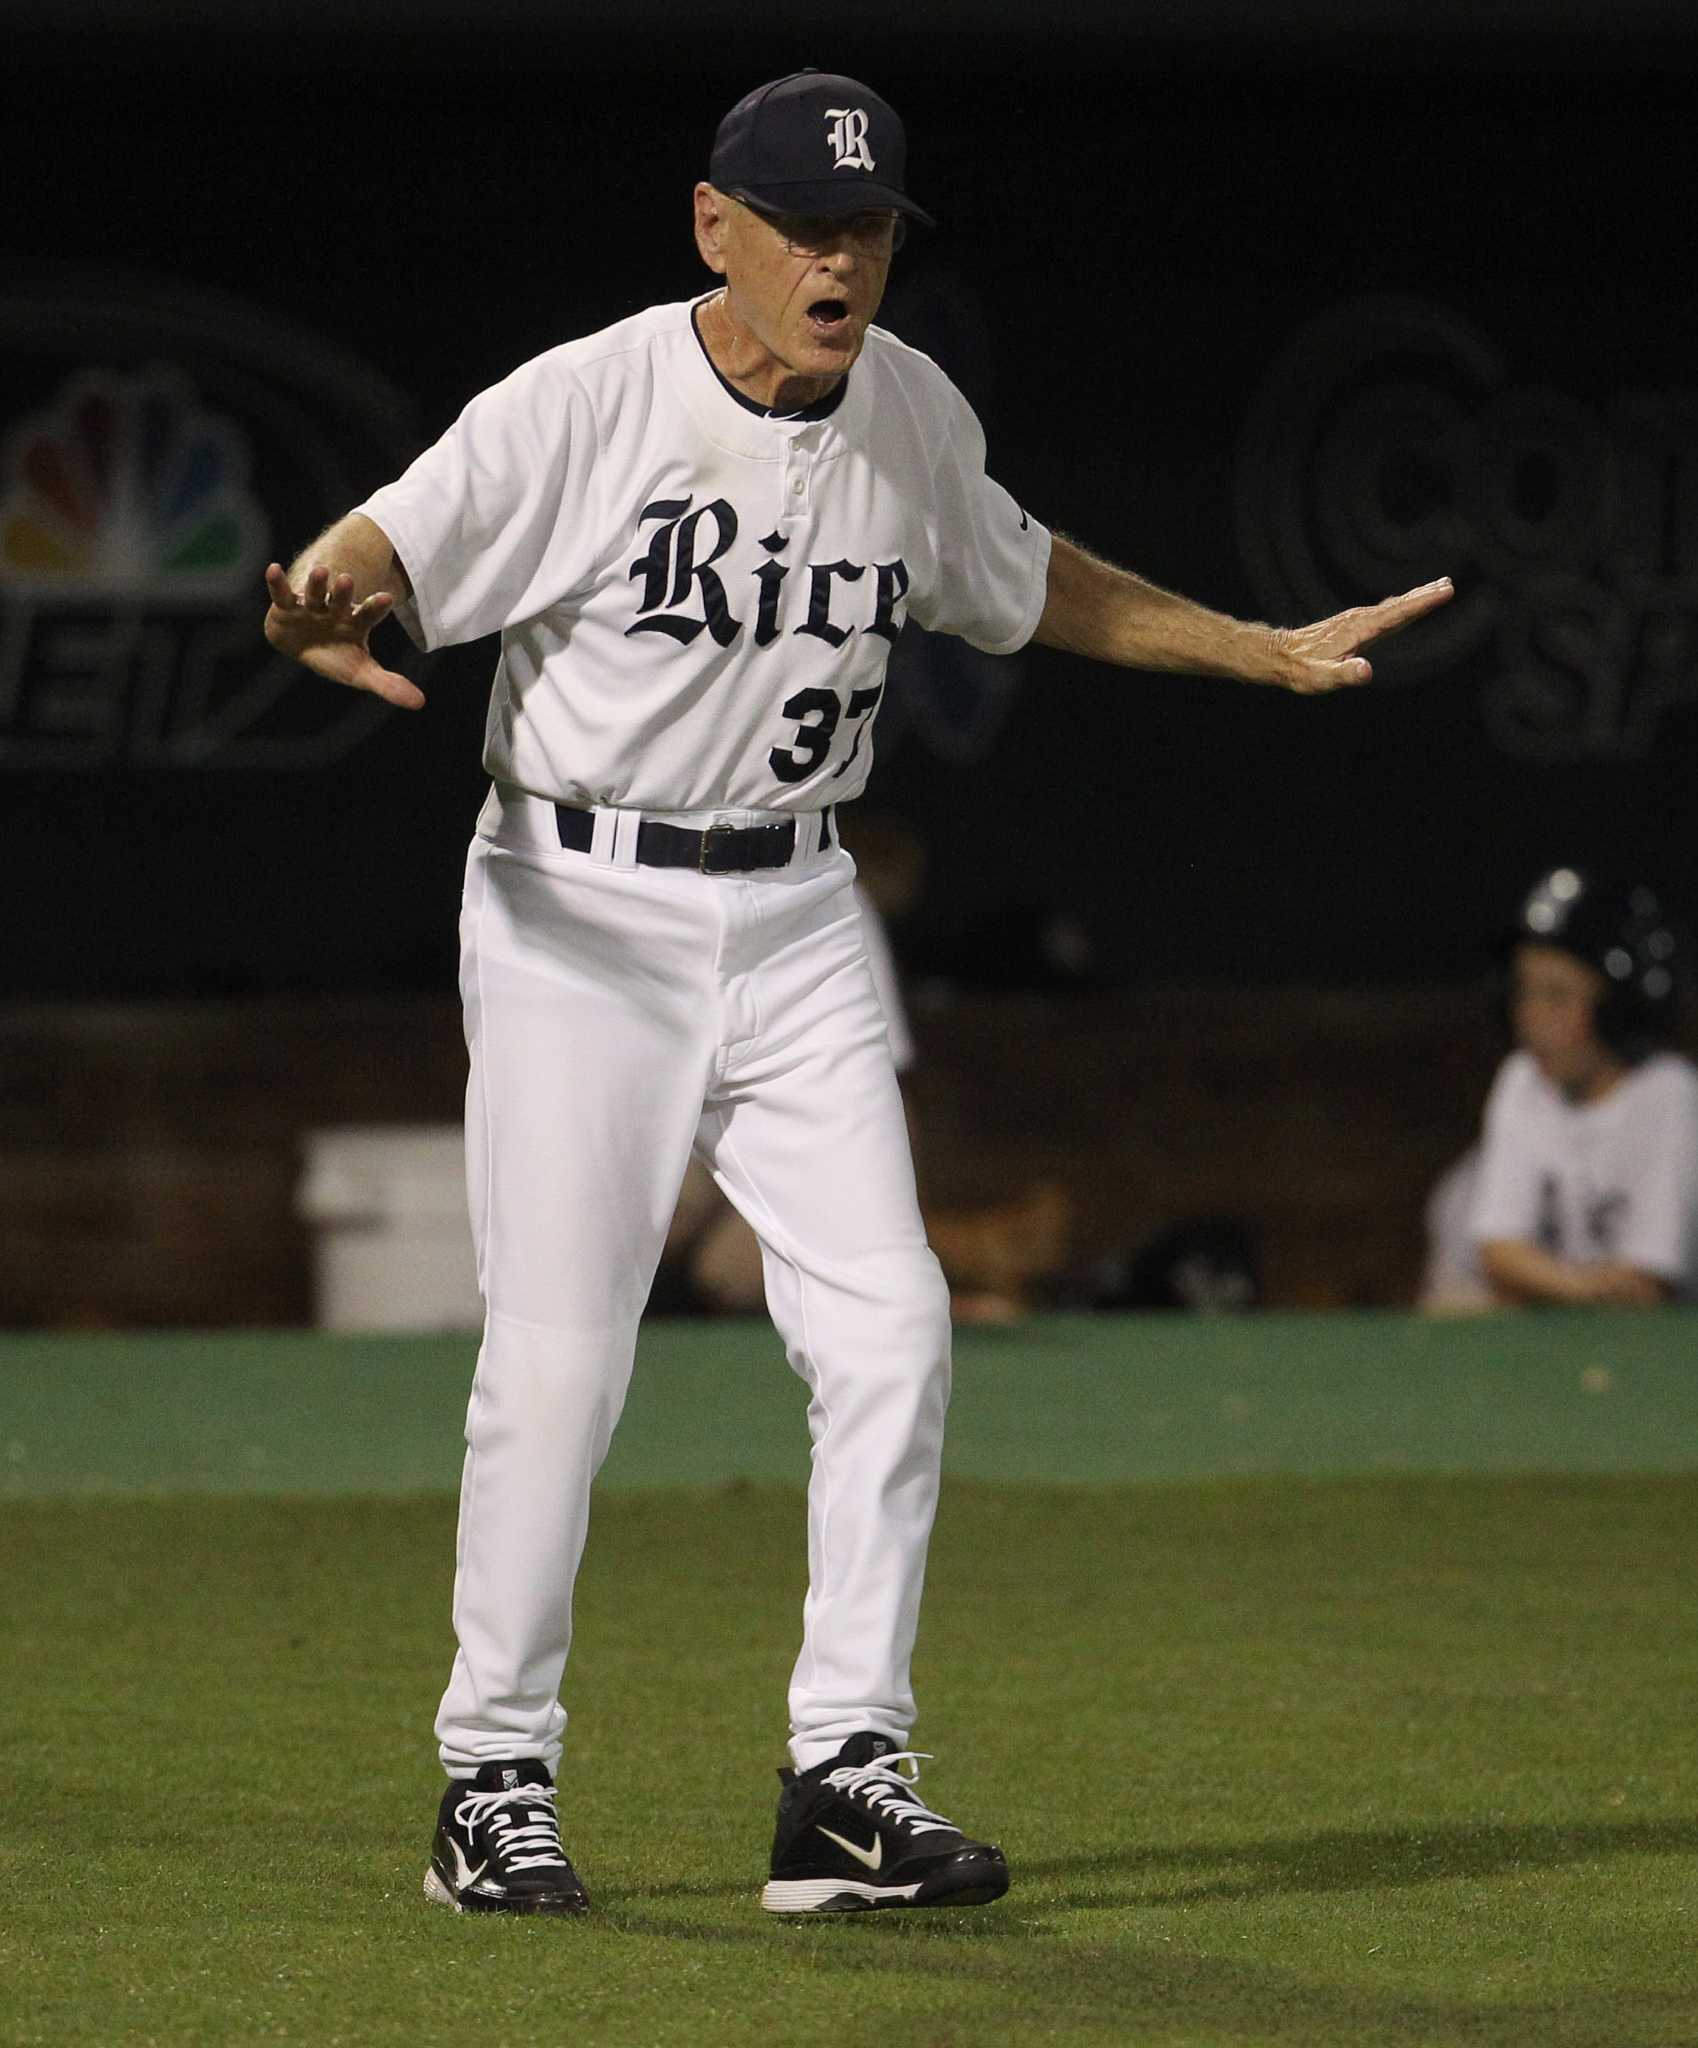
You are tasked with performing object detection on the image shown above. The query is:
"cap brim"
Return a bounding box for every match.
[731,180,936,227]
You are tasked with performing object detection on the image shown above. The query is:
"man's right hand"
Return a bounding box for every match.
[263,559,426,709]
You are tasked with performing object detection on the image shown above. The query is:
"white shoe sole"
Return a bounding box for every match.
[760,1876,925,1914]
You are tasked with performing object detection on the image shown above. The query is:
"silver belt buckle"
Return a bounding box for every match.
[698,822,738,873]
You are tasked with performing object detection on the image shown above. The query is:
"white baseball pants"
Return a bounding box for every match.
[435,788,952,1778]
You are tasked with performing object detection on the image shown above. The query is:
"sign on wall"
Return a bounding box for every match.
[0,279,420,770]
[1238,295,1698,766]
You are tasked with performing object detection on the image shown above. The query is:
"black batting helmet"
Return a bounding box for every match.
[1512,867,1684,1060]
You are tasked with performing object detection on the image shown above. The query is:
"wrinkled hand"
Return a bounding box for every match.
[262,561,425,710]
[1266,576,1454,695]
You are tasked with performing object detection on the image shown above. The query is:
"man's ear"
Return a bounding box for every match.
[693,182,730,276]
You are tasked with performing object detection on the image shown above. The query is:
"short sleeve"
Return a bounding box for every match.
[1468,1055,1546,1246]
[906,381,1051,655]
[357,352,598,651]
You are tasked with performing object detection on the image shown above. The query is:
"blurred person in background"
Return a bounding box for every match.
[1420,868,1698,1309]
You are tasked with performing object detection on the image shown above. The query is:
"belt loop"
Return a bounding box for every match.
[587,807,618,864]
[608,809,642,869]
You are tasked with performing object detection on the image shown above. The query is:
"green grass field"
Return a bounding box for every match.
[5,1471,1696,2047]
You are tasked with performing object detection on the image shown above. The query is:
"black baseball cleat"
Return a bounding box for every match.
[423,1760,589,1916]
[760,1731,1010,1914]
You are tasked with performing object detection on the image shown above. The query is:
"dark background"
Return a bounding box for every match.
[5,1,1694,998]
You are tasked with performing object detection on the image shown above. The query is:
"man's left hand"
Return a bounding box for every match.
[1266,576,1455,695]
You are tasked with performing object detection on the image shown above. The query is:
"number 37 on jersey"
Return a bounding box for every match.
[625,493,907,785]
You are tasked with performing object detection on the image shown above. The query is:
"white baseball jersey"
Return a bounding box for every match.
[358,295,1051,814]
[1468,1049,1698,1297]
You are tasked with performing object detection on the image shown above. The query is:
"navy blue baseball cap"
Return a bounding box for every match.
[709,69,936,225]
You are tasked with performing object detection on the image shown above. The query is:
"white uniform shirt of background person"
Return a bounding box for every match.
[357,298,1049,816]
[1468,1049,1698,1299]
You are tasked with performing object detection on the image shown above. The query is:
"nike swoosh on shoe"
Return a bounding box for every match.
[815,1825,883,1871]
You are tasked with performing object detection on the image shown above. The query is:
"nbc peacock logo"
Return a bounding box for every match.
[0,275,420,769]
[1,368,268,603]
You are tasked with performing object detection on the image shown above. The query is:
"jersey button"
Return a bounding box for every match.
[789,476,805,495]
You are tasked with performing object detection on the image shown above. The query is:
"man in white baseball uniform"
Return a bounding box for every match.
[263,68,1453,1918]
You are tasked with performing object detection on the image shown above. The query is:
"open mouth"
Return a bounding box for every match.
[806,297,851,336]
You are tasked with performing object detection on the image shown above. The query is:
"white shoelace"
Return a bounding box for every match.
[453,1784,571,1871]
[822,1750,954,1836]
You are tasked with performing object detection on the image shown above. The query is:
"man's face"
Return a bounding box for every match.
[1512,942,1616,1096]
[693,185,898,388]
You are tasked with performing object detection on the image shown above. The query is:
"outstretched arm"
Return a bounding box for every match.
[262,512,424,710]
[1032,533,1453,694]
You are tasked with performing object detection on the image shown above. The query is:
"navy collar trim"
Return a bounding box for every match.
[690,302,847,423]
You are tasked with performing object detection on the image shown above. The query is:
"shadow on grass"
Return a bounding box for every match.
[1020,1813,1698,1907]
[595,1896,1037,1946]
[571,1842,1698,2048]
[605,1814,1698,1924]
[516,1818,1698,2046]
